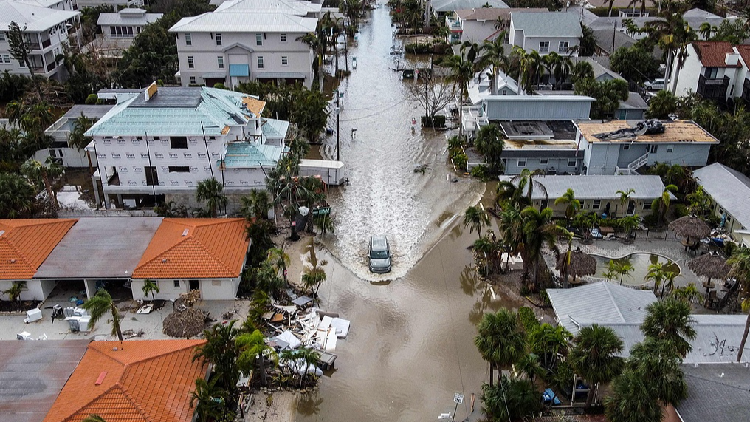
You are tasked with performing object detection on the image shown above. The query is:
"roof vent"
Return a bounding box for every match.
[10,259,16,264]
[0,230,4,236]
[145,81,158,101]
[95,371,107,385]
[162,258,168,263]
[182,228,189,236]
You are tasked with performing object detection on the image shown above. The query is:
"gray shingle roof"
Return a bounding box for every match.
[432,0,508,12]
[677,364,750,422]
[693,163,750,230]
[510,12,582,38]
[497,174,666,201]
[97,10,163,26]
[170,12,317,33]
[546,281,657,335]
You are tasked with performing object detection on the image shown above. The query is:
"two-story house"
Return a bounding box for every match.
[95,8,162,58]
[576,120,719,175]
[509,11,582,56]
[0,0,80,81]
[14,0,76,11]
[169,0,320,89]
[85,83,288,209]
[669,41,750,102]
[445,7,545,44]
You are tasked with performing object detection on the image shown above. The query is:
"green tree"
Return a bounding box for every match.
[640,298,696,357]
[474,124,505,174]
[481,375,541,421]
[0,173,34,218]
[196,177,227,218]
[528,323,571,372]
[477,35,509,95]
[727,247,750,362]
[651,184,677,226]
[520,206,560,291]
[474,308,526,387]
[81,289,124,343]
[574,78,629,119]
[554,188,580,225]
[614,260,634,285]
[464,205,490,240]
[240,189,271,220]
[294,347,321,387]
[605,366,662,422]
[302,239,326,301]
[686,185,712,219]
[191,377,233,422]
[610,45,660,84]
[236,329,277,387]
[68,113,96,173]
[629,338,688,407]
[142,279,159,300]
[21,157,63,215]
[646,90,678,119]
[6,21,43,98]
[193,321,240,408]
[571,60,594,84]
[3,281,26,303]
[569,324,624,409]
[579,24,597,56]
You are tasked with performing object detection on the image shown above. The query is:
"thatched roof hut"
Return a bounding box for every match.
[556,250,597,281]
[669,216,711,241]
[687,253,730,280]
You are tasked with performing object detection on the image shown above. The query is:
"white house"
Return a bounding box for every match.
[95,8,162,58]
[41,104,113,168]
[509,11,582,56]
[445,7,545,44]
[0,0,80,81]
[169,0,320,89]
[693,163,750,248]
[13,0,76,11]
[85,84,288,209]
[668,41,750,102]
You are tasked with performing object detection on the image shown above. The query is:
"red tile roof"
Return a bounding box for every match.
[693,41,740,68]
[132,218,249,279]
[736,44,750,70]
[0,219,77,280]
[43,340,207,422]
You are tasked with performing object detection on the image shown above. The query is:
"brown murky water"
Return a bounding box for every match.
[298,4,523,421]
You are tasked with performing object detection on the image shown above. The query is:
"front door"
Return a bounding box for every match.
[189,279,199,292]
[627,200,636,215]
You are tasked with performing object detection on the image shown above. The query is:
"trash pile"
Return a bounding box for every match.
[163,308,208,338]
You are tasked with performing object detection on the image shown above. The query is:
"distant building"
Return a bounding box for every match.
[169,0,321,88]
[668,41,750,103]
[445,7,545,44]
[509,11,582,56]
[693,163,750,247]
[576,120,719,175]
[42,104,113,168]
[431,0,508,20]
[0,0,80,81]
[94,8,162,58]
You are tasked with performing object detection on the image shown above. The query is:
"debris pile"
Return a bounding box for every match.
[162,307,208,338]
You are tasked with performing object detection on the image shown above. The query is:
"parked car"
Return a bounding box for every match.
[369,235,392,273]
[644,78,665,91]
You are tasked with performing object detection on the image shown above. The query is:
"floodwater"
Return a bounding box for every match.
[297,3,525,422]
[593,253,681,286]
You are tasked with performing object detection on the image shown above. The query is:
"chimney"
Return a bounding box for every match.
[726,51,740,67]
[144,81,158,101]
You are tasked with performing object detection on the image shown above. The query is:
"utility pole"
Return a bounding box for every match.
[336,90,341,161]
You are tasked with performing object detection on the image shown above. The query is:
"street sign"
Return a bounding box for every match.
[453,393,464,404]
[312,207,331,216]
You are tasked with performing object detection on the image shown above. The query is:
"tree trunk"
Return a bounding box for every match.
[488,362,494,387]
[737,312,750,362]
[42,172,58,213]
[259,354,268,386]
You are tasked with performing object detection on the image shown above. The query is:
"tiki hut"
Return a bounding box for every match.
[688,253,730,293]
[669,216,711,249]
[556,249,596,286]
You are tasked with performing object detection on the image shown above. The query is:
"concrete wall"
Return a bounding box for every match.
[0,280,48,301]
[583,142,620,175]
[460,20,505,44]
[131,278,238,300]
[502,156,581,175]
[584,141,712,174]
[645,143,712,168]
[671,44,702,96]
[531,198,650,218]
[521,35,580,56]
[200,278,239,300]
[131,279,188,300]
[34,147,94,168]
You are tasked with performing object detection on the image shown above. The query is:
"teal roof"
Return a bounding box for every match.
[85,87,259,137]
[221,141,284,168]
[262,118,289,139]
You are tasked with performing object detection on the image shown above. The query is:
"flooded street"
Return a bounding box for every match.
[297,4,525,422]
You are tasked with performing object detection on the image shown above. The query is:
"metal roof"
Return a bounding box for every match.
[169,12,317,33]
[497,175,666,200]
[221,141,283,168]
[0,340,89,422]
[510,12,582,38]
[215,0,322,15]
[34,217,162,279]
[546,281,657,335]
[85,87,258,137]
[262,118,289,140]
[693,163,750,230]
[0,0,79,32]
[62,104,115,120]
[432,0,508,12]
[484,95,594,121]
[97,10,163,26]
[677,364,750,422]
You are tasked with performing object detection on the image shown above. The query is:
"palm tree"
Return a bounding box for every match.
[266,247,290,282]
[614,261,634,285]
[236,329,277,387]
[640,298,696,358]
[81,288,123,343]
[652,184,677,226]
[445,54,474,136]
[464,205,489,240]
[554,188,580,225]
[196,177,227,218]
[616,188,635,214]
[605,366,663,422]
[628,338,688,407]
[495,180,528,211]
[474,308,526,387]
[191,378,232,422]
[569,324,624,409]
[194,321,240,405]
[528,323,571,372]
[295,347,321,387]
[2,281,26,303]
[302,239,326,302]
[141,279,159,300]
[477,34,509,95]
[499,206,524,272]
[0,173,34,218]
[727,247,750,362]
[645,262,669,297]
[520,206,560,291]
[240,189,271,220]
[21,157,63,214]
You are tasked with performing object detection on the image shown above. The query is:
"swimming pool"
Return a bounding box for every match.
[593,253,680,286]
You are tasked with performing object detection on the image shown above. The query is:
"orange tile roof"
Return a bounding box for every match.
[0,219,77,280]
[693,41,739,68]
[736,44,750,70]
[132,218,249,279]
[43,340,207,422]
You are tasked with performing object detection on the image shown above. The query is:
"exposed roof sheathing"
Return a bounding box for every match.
[577,120,719,144]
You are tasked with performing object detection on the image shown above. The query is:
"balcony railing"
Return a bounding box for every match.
[26,42,42,51]
[697,74,729,100]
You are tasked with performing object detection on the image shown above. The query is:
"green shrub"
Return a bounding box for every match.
[452,152,468,171]
[213,83,227,90]
[673,203,689,218]
[85,93,99,104]
[421,115,446,128]
[470,164,488,179]
[518,307,540,333]
[642,212,659,228]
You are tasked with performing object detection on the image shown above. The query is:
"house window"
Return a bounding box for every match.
[281,56,288,66]
[540,158,549,164]
[110,27,116,36]
[0,33,5,41]
[170,137,188,149]
[568,159,577,167]
[256,33,262,46]
[257,56,264,68]
[558,41,569,53]
[217,56,224,69]
[173,280,180,288]
[592,199,601,209]
[539,41,549,53]
[187,56,194,68]
[280,33,287,42]
[666,147,673,153]
[185,33,191,45]
[517,159,526,167]
[1,54,10,64]
[649,144,658,153]
[215,33,222,45]
[623,144,630,150]
[189,76,196,84]
[169,166,190,172]
[705,67,718,79]
[643,201,652,210]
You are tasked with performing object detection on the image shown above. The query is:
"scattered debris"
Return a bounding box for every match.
[162,308,208,338]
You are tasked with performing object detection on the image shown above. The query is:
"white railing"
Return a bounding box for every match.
[628,152,649,172]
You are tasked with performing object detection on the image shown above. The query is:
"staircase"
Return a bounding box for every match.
[627,152,649,173]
